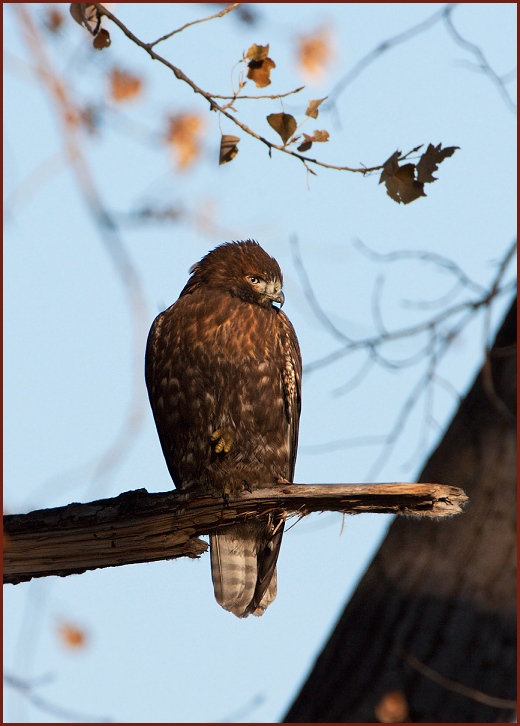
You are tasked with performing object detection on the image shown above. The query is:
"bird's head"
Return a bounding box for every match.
[183,240,285,309]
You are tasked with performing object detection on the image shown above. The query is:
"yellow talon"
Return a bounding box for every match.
[211,428,234,454]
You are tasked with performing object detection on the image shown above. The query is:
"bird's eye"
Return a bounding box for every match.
[248,276,260,284]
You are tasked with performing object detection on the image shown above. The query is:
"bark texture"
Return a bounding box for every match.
[4,483,466,586]
[284,297,516,723]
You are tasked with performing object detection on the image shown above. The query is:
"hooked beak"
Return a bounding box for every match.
[265,282,284,306]
[271,289,285,306]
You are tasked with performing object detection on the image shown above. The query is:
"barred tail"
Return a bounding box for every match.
[210,518,284,618]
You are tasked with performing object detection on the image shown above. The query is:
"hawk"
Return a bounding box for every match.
[145,240,301,617]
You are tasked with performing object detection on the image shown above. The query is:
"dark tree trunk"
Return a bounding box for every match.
[284,298,516,723]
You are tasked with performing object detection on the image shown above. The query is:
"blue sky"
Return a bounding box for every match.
[4,3,516,723]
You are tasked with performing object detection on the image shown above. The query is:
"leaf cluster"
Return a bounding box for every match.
[69,6,460,204]
[380,144,460,204]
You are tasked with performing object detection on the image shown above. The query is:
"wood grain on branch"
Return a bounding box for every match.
[3,482,466,586]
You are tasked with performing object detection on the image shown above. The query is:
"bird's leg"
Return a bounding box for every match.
[210,427,235,454]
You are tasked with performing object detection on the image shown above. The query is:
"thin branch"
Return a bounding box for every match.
[4,672,114,723]
[303,241,516,376]
[328,3,516,117]
[443,7,517,114]
[480,240,517,424]
[91,3,414,176]
[4,150,66,219]
[401,651,517,710]
[13,5,149,501]
[353,238,488,297]
[290,235,353,345]
[329,4,459,101]
[211,86,305,100]
[148,3,240,48]
[4,482,467,585]
[363,305,475,481]
[332,354,376,397]
[217,693,266,723]
[371,273,388,336]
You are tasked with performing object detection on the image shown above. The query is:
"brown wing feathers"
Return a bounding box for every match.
[145,240,301,617]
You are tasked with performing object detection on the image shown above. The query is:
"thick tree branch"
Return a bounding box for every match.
[3,482,466,586]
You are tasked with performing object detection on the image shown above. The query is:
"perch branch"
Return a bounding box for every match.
[4,482,467,585]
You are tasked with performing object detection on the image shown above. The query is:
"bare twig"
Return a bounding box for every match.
[4,672,114,723]
[353,238,488,297]
[294,237,515,479]
[4,151,66,219]
[481,241,517,424]
[13,5,149,500]
[443,7,517,114]
[148,3,240,48]
[211,86,305,100]
[401,651,517,710]
[329,4,459,101]
[302,241,516,375]
[90,3,415,176]
[4,482,467,585]
[217,693,266,723]
[328,4,516,116]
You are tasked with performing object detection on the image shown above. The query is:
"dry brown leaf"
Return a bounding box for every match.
[311,129,329,142]
[374,691,409,723]
[297,26,334,81]
[93,28,111,50]
[267,112,297,145]
[389,163,426,204]
[166,113,205,170]
[245,43,270,62]
[297,134,314,152]
[219,134,240,165]
[297,129,330,152]
[379,151,426,205]
[45,8,65,34]
[247,57,276,88]
[380,143,458,203]
[416,142,460,183]
[69,4,110,48]
[58,622,88,650]
[109,68,143,103]
[69,3,99,34]
[305,97,327,119]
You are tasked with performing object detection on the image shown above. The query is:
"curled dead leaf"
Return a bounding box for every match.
[311,129,329,142]
[166,113,205,170]
[69,3,100,35]
[374,691,409,723]
[44,8,65,34]
[380,144,458,204]
[416,143,460,183]
[58,621,88,650]
[382,159,426,205]
[247,57,276,88]
[93,28,111,50]
[297,134,313,152]
[305,97,327,119]
[297,129,330,152]
[245,43,270,62]
[267,112,297,145]
[297,26,335,81]
[219,134,240,165]
[109,68,143,103]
